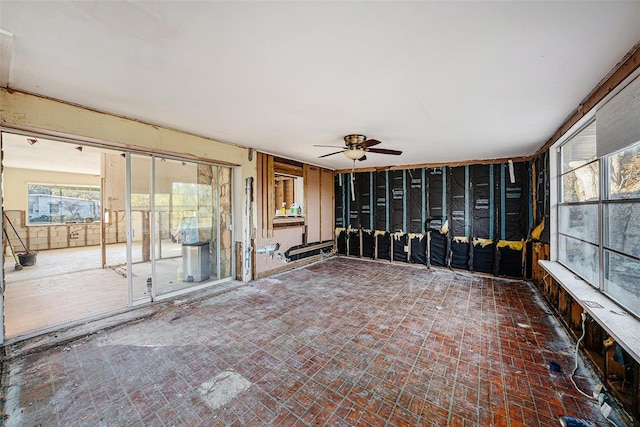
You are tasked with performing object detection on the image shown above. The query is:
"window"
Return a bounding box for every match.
[27,184,101,224]
[558,121,599,286]
[275,174,303,215]
[557,121,640,317]
[603,141,640,315]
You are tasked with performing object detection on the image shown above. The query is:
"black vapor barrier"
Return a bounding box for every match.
[449,166,467,238]
[471,164,493,240]
[407,169,424,234]
[336,229,347,255]
[497,242,524,277]
[472,239,495,274]
[392,233,409,263]
[354,173,371,230]
[450,238,470,270]
[374,171,388,231]
[430,231,448,267]
[500,161,529,242]
[389,170,405,233]
[335,174,345,229]
[427,167,446,230]
[409,234,427,264]
[376,232,391,260]
[285,240,335,262]
[349,175,361,229]
[334,160,531,278]
[347,229,360,256]
[362,230,375,258]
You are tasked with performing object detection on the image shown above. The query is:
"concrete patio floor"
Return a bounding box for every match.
[0,257,619,426]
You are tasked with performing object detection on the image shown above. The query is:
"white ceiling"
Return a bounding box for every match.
[1,1,639,170]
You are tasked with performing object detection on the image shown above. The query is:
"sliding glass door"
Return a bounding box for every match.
[126,154,234,301]
[128,154,153,303]
[150,157,233,298]
[0,135,234,339]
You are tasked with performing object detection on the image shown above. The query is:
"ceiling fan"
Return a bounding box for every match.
[315,134,402,161]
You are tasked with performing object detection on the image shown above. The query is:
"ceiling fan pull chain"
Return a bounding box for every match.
[350,171,356,202]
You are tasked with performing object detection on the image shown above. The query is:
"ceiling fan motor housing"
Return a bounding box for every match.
[344,134,367,148]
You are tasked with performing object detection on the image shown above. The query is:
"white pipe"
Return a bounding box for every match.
[243,177,253,282]
[508,159,516,184]
[350,172,356,202]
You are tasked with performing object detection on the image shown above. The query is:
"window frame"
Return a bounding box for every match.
[26,182,101,225]
[556,120,640,318]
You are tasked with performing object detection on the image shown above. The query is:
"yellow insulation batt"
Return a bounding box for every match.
[408,233,425,240]
[393,231,405,240]
[374,230,387,237]
[440,220,449,235]
[473,238,493,247]
[452,236,469,243]
[334,228,345,237]
[497,240,525,251]
[531,221,544,241]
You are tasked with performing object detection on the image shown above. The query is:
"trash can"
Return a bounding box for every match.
[182,242,210,282]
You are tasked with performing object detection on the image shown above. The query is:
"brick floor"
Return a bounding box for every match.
[1,257,613,426]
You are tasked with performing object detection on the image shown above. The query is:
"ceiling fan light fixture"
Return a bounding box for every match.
[343,149,366,160]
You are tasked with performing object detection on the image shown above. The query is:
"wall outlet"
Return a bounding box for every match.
[600,402,612,418]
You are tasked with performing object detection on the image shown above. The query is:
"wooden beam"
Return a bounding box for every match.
[274,159,303,177]
[258,152,276,238]
[266,155,274,238]
[533,42,640,159]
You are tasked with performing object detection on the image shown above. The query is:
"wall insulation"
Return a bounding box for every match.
[409,234,427,264]
[376,231,391,260]
[392,233,409,263]
[533,151,550,244]
[334,161,531,278]
[347,229,360,256]
[407,169,425,234]
[362,230,375,258]
[335,175,345,229]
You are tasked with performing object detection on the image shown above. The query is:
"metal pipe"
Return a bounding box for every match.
[256,242,280,259]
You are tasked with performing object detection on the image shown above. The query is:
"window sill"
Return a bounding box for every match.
[539,260,640,365]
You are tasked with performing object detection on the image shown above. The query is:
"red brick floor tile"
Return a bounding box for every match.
[2,258,623,427]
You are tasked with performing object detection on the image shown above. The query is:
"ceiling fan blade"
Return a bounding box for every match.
[318,150,345,158]
[314,144,346,148]
[366,148,402,155]
[362,139,382,148]
[357,155,367,162]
